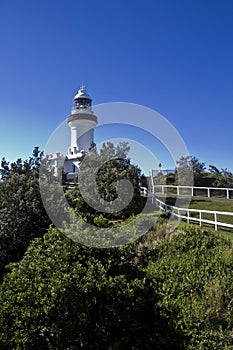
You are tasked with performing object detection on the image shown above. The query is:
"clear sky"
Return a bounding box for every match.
[0,0,232,174]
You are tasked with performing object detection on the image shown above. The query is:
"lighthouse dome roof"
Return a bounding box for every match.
[74,86,91,100]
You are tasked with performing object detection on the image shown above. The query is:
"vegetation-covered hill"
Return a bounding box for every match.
[1,147,233,349]
[0,224,233,349]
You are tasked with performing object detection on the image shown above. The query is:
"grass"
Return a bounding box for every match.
[155,187,233,199]
[189,198,233,212]
[188,198,233,232]
[177,221,233,242]
[155,195,233,233]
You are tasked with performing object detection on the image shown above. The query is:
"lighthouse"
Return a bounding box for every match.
[47,86,98,179]
[67,86,98,157]
[63,86,98,177]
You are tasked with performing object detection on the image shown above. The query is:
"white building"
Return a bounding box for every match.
[48,86,98,179]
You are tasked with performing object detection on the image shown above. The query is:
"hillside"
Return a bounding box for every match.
[0,223,233,349]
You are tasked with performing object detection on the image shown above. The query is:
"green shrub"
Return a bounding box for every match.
[1,224,233,348]
[145,226,233,349]
[0,227,182,349]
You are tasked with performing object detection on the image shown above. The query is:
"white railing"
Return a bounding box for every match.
[152,185,233,200]
[153,197,233,231]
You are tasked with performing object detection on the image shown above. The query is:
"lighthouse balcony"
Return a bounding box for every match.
[71,107,94,115]
[68,113,97,123]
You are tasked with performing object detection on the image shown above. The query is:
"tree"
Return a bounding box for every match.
[175,156,194,186]
[66,141,143,224]
[153,172,166,186]
[0,173,51,280]
[209,165,233,188]
[0,158,10,180]
[190,156,206,174]
[99,141,130,160]
[176,156,205,186]
[0,147,50,280]
[189,156,206,186]
[0,146,43,180]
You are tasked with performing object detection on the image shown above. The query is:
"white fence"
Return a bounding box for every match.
[153,197,233,231]
[152,185,233,200]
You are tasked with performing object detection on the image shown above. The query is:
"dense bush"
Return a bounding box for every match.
[0,148,51,280]
[66,141,143,226]
[1,146,233,348]
[0,225,233,348]
[145,226,233,349]
[0,173,50,281]
[0,227,182,349]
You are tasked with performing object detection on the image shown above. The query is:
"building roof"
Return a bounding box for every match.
[74,86,91,100]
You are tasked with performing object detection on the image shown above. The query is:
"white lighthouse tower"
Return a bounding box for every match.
[63,86,98,177]
[47,86,97,179]
[68,86,97,155]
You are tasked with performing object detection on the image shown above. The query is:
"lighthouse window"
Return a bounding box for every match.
[79,98,86,107]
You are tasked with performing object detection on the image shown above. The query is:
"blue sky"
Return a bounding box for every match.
[0,0,233,174]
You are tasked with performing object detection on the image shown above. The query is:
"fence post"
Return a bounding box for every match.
[159,201,163,211]
[191,187,194,197]
[177,186,180,196]
[187,210,190,224]
[214,212,218,231]
[199,211,203,227]
[151,195,154,204]
[227,189,229,200]
[177,209,181,221]
[171,208,174,219]
[207,188,210,198]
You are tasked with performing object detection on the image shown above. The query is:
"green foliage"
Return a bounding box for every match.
[0,146,43,180]
[166,172,176,185]
[1,146,233,349]
[153,172,166,185]
[175,156,206,186]
[0,173,51,280]
[0,227,182,349]
[150,156,207,187]
[1,224,233,348]
[190,156,206,174]
[145,226,233,349]
[209,165,233,188]
[190,156,206,186]
[93,213,109,227]
[66,141,143,225]
[0,147,51,280]
[175,156,233,188]
[0,157,10,179]
[175,156,193,186]
[152,156,233,189]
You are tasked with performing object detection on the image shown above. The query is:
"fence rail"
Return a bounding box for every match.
[152,185,233,199]
[153,197,233,231]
